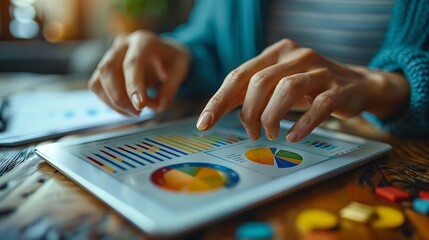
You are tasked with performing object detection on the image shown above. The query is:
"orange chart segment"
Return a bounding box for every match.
[245,148,303,168]
[151,163,239,193]
[244,147,275,165]
[163,169,195,191]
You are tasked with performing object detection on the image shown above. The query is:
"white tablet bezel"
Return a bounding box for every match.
[36,115,391,237]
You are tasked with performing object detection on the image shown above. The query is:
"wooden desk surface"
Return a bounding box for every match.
[0,99,428,240]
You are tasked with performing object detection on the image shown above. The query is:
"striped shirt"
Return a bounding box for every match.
[266,0,394,65]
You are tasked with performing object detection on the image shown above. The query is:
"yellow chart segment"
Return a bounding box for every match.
[244,147,274,165]
[102,165,115,173]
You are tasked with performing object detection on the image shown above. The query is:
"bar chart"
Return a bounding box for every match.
[298,136,364,157]
[79,131,246,174]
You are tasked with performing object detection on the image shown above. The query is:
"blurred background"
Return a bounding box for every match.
[0,0,194,76]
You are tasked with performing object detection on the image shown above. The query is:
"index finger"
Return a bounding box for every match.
[196,56,274,131]
[196,39,299,131]
[123,34,151,111]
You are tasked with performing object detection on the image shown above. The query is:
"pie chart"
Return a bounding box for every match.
[245,147,303,168]
[151,162,239,193]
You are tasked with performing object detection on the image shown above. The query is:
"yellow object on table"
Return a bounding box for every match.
[371,206,404,228]
[296,209,339,233]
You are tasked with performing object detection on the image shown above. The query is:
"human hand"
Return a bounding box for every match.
[196,39,409,142]
[88,30,190,116]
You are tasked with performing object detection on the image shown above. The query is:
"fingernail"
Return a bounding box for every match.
[286,131,300,142]
[131,93,143,110]
[196,112,213,130]
[246,129,258,141]
[266,131,275,141]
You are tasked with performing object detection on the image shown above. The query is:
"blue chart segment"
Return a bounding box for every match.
[80,132,245,174]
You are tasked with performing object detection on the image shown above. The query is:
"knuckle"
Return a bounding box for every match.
[299,116,311,127]
[301,48,318,59]
[224,68,247,86]
[132,29,146,36]
[132,30,156,43]
[250,71,271,88]
[316,94,335,110]
[113,33,126,45]
[133,29,154,38]
[98,60,115,76]
[261,112,275,128]
[240,107,256,126]
[125,81,139,93]
[263,38,299,54]
[319,68,332,79]
[278,76,304,92]
[123,56,140,69]
[279,38,299,49]
[207,93,224,110]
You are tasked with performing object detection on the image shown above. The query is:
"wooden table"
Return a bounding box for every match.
[0,86,428,239]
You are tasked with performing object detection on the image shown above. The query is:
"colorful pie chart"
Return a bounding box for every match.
[245,147,303,168]
[151,162,239,193]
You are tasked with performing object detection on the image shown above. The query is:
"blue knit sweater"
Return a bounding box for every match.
[165,0,429,137]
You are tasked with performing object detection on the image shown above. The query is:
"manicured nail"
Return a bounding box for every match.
[286,131,300,142]
[266,131,274,141]
[131,93,143,110]
[246,129,258,141]
[196,112,213,130]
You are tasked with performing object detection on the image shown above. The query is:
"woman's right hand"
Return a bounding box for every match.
[88,30,191,116]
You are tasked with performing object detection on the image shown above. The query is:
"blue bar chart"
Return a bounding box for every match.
[79,131,246,174]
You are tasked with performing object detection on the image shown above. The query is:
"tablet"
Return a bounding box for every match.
[0,89,154,146]
[36,112,391,237]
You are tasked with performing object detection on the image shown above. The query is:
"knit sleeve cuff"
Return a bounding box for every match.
[363,46,429,136]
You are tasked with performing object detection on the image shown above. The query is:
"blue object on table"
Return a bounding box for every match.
[413,198,429,215]
[235,221,274,240]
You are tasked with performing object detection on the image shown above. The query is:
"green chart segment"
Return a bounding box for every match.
[245,147,303,168]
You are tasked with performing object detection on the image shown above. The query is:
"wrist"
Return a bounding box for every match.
[365,69,410,120]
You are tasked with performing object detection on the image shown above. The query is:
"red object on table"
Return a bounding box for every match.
[375,186,410,202]
[419,191,429,200]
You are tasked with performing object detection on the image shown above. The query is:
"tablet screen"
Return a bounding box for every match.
[64,114,364,210]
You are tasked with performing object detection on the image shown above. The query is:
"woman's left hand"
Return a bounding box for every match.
[196,39,409,142]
